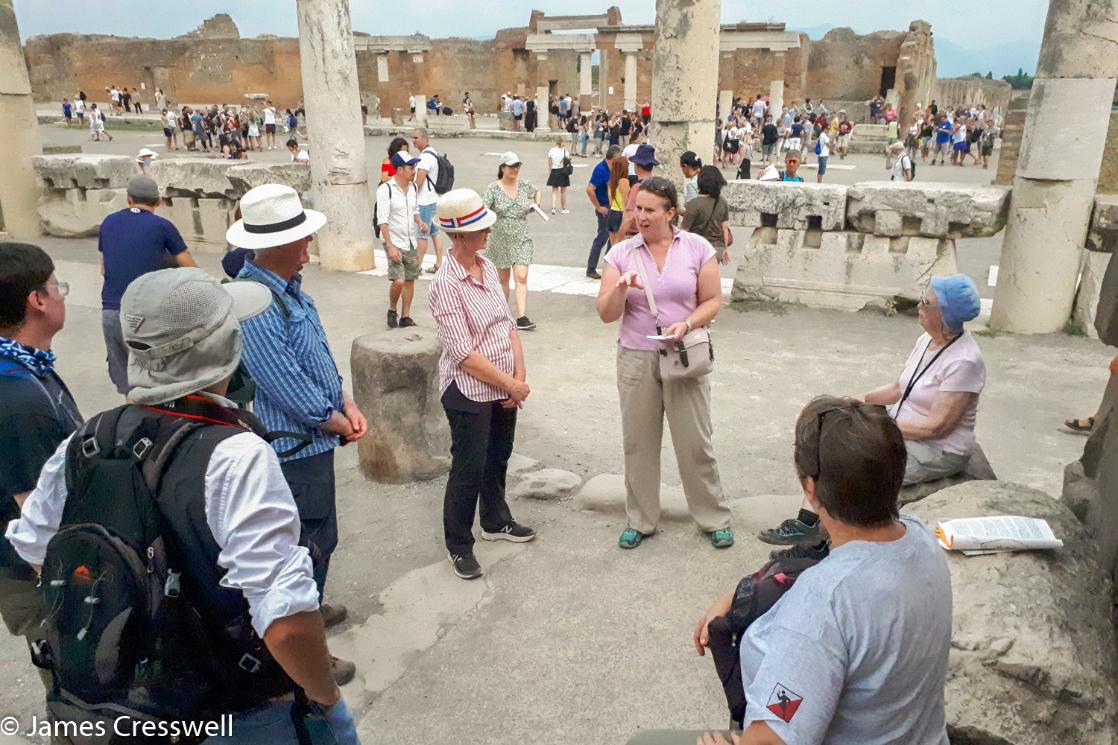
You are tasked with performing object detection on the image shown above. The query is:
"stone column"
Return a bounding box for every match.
[579,51,594,112]
[0,0,42,238]
[718,90,733,122]
[623,52,638,111]
[990,0,1118,334]
[295,0,374,272]
[650,0,720,182]
[535,86,551,133]
[413,94,427,126]
[769,79,784,122]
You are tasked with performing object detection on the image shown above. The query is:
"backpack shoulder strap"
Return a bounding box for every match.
[141,418,209,496]
[65,405,130,494]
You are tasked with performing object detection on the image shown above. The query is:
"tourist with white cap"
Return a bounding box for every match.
[98,174,195,395]
[889,141,915,182]
[427,188,536,581]
[7,268,362,744]
[376,151,423,329]
[482,152,542,331]
[760,274,986,556]
[228,184,367,684]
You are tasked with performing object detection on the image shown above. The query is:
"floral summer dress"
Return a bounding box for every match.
[482,180,537,268]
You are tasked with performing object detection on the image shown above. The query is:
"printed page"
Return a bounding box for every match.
[935,516,1064,552]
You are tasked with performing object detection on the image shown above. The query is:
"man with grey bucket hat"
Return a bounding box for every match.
[229,184,366,683]
[98,174,196,395]
[6,269,362,744]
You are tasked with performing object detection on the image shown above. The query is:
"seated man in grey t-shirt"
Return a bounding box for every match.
[694,396,952,745]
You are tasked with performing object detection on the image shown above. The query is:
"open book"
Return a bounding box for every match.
[934,516,1063,556]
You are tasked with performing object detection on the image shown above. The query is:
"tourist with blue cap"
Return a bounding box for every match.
[759,274,986,553]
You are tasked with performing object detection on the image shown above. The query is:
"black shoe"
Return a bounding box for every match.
[769,541,831,562]
[448,551,483,579]
[330,656,356,686]
[387,309,398,329]
[516,316,536,331]
[481,523,537,543]
[586,271,602,280]
[399,316,417,328]
[757,517,822,546]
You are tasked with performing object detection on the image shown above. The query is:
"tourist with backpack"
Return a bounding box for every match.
[0,242,82,693]
[889,140,915,182]
[412,127,455,274]
[231,184,366,687]
[6,267,361,744]
[693,397,951,743]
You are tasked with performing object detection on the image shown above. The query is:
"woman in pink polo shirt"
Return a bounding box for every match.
[595,176,733,550]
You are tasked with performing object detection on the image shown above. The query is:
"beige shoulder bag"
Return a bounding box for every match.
[631,249,714,380]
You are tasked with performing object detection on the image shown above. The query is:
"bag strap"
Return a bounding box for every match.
[630,248,661,328]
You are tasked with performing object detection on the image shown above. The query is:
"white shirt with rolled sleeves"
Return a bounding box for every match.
[376,179,420,252]
[416,147,440,207]
[5,400,320,638]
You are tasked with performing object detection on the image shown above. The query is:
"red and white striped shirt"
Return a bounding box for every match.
[428,251,516,402]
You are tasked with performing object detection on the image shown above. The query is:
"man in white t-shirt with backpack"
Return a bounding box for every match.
[412,127,445,274]
[889,141,915,182]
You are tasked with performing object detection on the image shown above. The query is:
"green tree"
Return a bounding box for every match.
[1002,67,1035,90]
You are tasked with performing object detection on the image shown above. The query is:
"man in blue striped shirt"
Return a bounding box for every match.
[228,184,368,686]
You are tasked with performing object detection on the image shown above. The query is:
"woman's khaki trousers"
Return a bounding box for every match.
[616,347,731,534]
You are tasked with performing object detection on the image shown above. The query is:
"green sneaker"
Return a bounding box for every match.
[709,528,735,548]
[618,528,645,549]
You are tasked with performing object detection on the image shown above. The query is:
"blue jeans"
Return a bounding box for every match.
[418,203,439,236]
[207,698,360,745]
[587,210,610,274]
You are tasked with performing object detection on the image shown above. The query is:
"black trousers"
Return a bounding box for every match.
[281,450,337,599]
[442,397,517,555]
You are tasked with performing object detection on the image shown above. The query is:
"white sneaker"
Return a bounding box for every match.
[551,208,557,215]
[560,209,570,214]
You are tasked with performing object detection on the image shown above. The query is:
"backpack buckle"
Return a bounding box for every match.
[81,436,101,458]
[238,654,262,674]
[132,437,154,460]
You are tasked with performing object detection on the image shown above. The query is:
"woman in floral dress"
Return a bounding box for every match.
[483,151,542,331]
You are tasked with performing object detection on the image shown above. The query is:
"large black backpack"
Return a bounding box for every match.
[424,147,455,194]
[706,554,824,729]
[34,405,298,741]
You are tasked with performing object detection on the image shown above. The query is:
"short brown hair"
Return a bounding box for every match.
[793,396,906,526]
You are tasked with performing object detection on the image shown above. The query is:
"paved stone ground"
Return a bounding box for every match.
[0,221,1111,742]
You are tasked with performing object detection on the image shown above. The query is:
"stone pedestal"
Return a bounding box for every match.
[498,111,515,131]
[535,87,550,133]
[351,328,451,483]
[390,108,404,126]
[0,0,43,238]
[296,0,374,272]
[650,0,720,183]
[990,0,1118,333]
[414,94,427,126]
[579,51,594,113]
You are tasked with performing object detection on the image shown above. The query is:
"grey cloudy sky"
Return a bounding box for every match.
[13,0,1049,75]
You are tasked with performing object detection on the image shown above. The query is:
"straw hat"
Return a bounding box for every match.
[435,189,497,233]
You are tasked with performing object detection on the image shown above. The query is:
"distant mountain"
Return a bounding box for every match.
[788,24,1038,78]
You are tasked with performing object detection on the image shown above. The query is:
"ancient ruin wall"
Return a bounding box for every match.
[804,28,906,102]
[935,77,1012,113]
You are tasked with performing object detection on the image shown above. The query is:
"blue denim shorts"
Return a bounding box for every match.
[418,202,439,236]
[205,697,360,745]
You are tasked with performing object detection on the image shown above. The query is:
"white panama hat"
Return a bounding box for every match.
[136,147,158,163]
[435,188,497,233]
[226,183,327,250]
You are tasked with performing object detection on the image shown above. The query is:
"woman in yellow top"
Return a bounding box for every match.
[606,156,630,246]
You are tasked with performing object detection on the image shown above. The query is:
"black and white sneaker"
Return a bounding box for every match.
[481,523,537,543]
[448,552,483,580]
[387,309,399,329]
[516,316,536,331]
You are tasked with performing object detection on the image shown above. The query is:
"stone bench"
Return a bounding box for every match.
[846,181,1011,239]
[897,444,996,505]
[723,181,847,231]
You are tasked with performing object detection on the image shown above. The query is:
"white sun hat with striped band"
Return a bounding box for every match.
[226,183,327,250]
[435,188,497,233]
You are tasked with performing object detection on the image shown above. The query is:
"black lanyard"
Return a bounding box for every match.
[150,395,312,458]
[895,334,961,418]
